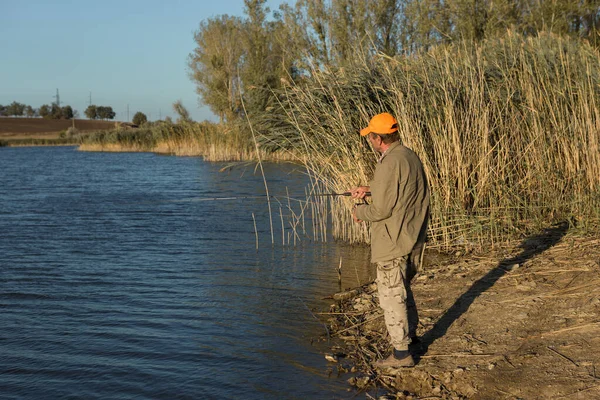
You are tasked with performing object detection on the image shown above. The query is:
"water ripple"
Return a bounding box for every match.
[0,147,371,399]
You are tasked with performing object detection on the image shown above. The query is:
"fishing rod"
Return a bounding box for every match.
[314,191,371,197]
[163,192,371,203]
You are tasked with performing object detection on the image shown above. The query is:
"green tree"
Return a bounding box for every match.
[132,111,147,125]
[188,14,246,122]
[85,105,97,119]
[61,105,74,120]
[277,0,407,68]
[241,0,290,112]
[96,106,116,120]
[50,103,62,119]
[39,104,51,118]
[7,101,25,117]
[398,0,600,50]
[189,1,295,122]
[24,105,36,117]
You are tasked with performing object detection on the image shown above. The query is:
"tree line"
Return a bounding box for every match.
[83,105,116,120]
[0,101,119,120]
[188,0,600,124]
[0,101,75,119]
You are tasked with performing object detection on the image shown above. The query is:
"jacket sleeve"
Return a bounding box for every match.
[354,158,399,222]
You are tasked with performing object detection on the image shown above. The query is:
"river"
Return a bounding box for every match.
[0,146,373,399]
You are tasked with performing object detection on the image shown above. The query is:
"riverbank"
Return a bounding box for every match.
[0,117,118,146]
[323,229,600,399]
[77,121,299,162]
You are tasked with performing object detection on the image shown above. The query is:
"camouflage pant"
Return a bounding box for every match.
[376,244,422,351]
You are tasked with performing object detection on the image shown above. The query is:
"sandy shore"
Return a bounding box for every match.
[322,226,600,399]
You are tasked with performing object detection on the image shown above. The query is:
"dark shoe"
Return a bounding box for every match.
[374,351,415,368]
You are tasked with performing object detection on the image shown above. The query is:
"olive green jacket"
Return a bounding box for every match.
[355,141,430,263]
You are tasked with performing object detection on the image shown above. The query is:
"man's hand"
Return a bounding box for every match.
[350,186,370,200]
[352,205,362,223]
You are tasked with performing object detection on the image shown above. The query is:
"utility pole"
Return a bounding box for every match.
[53,89,60,107]
[89,92,92,106]
[127,104,130,122]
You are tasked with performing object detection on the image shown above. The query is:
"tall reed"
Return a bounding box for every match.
[265,32,600,249]
[79,120,297,162]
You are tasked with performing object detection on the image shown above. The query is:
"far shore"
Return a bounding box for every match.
[0,117,119,146]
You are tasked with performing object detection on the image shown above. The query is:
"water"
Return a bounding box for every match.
[0,146,372,399]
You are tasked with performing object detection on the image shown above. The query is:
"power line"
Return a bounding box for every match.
[53,89,60,107]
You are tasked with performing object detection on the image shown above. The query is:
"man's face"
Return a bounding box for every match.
[368,133,383,153]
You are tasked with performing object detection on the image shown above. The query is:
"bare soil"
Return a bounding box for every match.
[0,117,116,140]
[323,224,600,399]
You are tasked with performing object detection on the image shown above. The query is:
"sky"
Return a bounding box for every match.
[0,0,288,122]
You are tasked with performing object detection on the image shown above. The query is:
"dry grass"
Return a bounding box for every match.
[78,120,298,162]
[72,32,600,249]
[268,31,600,249]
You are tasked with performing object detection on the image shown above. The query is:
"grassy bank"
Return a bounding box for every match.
[78,120,297,162]
[1,138,81,146]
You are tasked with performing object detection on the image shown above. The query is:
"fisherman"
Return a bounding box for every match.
[350,112,430,368]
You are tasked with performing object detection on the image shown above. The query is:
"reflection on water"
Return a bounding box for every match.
[0,147,371,399]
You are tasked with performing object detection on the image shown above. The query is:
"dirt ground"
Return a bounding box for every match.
[323,223,600,399]
[0,117,116,140]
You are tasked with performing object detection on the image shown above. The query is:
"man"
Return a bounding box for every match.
[350,112,429,368]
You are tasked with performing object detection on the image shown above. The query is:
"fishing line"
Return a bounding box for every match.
[160,192,371,204]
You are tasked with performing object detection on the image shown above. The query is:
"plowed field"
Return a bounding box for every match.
[0,117,115,140]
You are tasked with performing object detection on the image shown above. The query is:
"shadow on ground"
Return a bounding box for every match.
[417,221,570,359]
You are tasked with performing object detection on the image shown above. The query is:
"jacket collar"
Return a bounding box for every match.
[378,141,400,163]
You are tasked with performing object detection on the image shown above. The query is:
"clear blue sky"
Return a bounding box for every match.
[1,0,288,122]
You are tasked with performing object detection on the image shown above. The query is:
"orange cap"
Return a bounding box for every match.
[360,112,398,136]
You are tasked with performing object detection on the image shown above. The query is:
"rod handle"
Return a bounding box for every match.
[341,191,371,197]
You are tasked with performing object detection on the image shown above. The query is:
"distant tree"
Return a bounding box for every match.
[7,101,25,117]
[39,104,51,118]
[132,111,147,125]
[0,104,6,116]
[188,1,293,122]
[24,105,36,117]
[61,105,74,120]
[96,106,116,120]
[188,14,246,122]
[84,105,97,119]
[50,103,62,119]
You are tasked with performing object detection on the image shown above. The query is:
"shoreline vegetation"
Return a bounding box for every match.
[73,33,600,250]
[77,120,298,161]
[5,33,600,249]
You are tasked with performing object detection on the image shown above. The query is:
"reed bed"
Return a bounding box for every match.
[265,32,600,249]
[76,32,600,249]
[79,120,297,162]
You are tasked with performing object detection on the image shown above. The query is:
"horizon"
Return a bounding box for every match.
[1,0,288,123]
